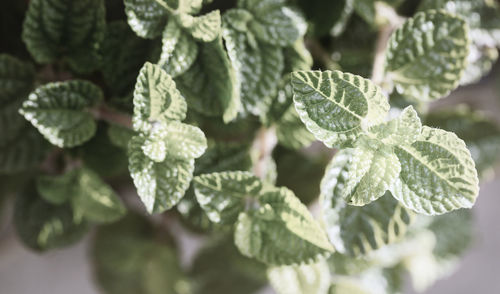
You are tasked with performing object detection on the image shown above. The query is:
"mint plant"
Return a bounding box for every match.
[1,0,500,293]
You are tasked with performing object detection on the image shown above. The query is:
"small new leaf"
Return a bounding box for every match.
[193,171,263,224]
[235,187,334,265]
[178,10,222,42]
[124,0,168,38]
[133,62,188,133]
[20,80,103,147]
[390,126,479,215]
[292,70,389,148]
[369,106,422,146]
[384,11,470,101]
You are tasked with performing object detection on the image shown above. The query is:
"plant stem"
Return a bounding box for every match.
[92,104,133,129]
[252,126,278,179]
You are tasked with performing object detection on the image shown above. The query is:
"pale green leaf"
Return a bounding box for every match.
[238,0,306,47]
[384,11,469,101]
[369,106,422,146]
[177,0,203,14]
[175,36,240,123]
[223,18,284,115]
[20,80,102,147]
[292,70,389,148]
[158,19,199,78]
[390,126,479,215]
[178,10,221,42]
[141,121,207,162]
[342,139,401,206]
[124,0,168,38]
[22,0,105,73]
[133,62,188,133]
[193,171,262,224]
[14,185,89,251]
[268,259,331,294]
[128,135,194,214]
[234,187,334,265]
[321,150,414,256]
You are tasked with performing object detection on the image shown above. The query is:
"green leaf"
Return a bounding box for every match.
[101,21,153,97]
[238,0,306,47]
[384,11,469,101]
[158,19,199,78]
[14,185,89,251]
[341,139,401,206]
[124,0,168,38]
[92,214,184,294]
[284,40,313,73]
[0,128,48,174]
[193,171,262,224]
[133,62,188,133]
[369,106,422,146]
[176,36,240,122]
[108,123,136,149]
[223,16,284,115]
[178,10,221,42]
[268,259,331,294]
[276,106,315,149]
[177,0,204,14]
[22,0,106,73]
[321,150,414,256]
[234,187,334,265]
[461,45,498,86]
[292,70,389,148]
[141,121,207,162]
[37,167,126,223]
[425,106,500,179]
[390,126,479,215]
[20,80,103,147]
[296,0,354,37]
[128,135,194,214]
[194,141,252,175]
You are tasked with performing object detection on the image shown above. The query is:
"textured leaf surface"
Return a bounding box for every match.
[268,259,331,294]
[369,106,422,146]
[22,0,105,73]
[133,62,187,133]
[223,17,284,115]
[235,187,334,265]
[193,171,262,224]
[292,70,389,147]
[321,150,414,256]
[142,121,207,162]
[178,10,221,42]
[128,135,194,214]
[390,127,479,215]
[384,11,469,101]
[20,80,102,147]
[158,19,199,78]
[342,139,401,206]
[14,185,88,251]
[124,0,168,38]
[176,36,240,122]
[239,0,306,46]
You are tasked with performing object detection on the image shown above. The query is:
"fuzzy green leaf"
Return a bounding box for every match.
[133,62,188,133]
[20,80,103,147]
[128,135,194,214]
[369,106,422,146]
[268,259,331,294]
[178,10,221,42]
[14,185,89,251]
[124,0,168,38]
[223,16,284,115]
[142,121,207,162]
[22,0,105,73]
[159,19,199,78]
[384,11,469,101]
[238,0,306,47]
[193,171,262,224]
[292,70,389,148]
[390,126,479,215]
[342,139,401,206]
[321,150,414,256]
[235,187,334,265]
[176,35,240,122]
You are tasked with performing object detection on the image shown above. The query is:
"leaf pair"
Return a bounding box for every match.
[37,167,126,223]
[128,62,207,214]
[292,69,479,216]
[193,171,334,265]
